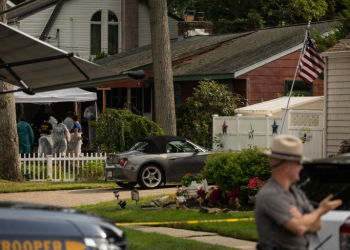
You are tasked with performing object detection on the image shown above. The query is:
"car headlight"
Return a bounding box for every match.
[84,238,127,250]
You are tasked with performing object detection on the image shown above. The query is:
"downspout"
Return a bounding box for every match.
[70,17,73,52]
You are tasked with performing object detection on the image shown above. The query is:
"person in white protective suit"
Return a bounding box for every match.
[83,102,100,145]
[68,115,83,156]
[38,114,53,156]
[49,112,58,128]
[52,117,70,156]
[63,111,74,131]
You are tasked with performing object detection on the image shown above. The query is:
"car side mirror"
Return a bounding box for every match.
[194,149,200,154]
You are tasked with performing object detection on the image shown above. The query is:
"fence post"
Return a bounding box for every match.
[237,114,242,151]
[265,114,271,148]
[47,155,53,180]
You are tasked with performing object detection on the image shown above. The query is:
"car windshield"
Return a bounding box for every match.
[186,140,207,151]
[130,142,149,152]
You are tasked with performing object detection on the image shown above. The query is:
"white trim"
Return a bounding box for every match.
[235,43,304,77]
[7,0,15,7]
[322,51,350,58]
[323,56,328,158]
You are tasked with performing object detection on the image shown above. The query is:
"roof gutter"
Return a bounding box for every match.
[173,74,235,81]
[0,0,37,15]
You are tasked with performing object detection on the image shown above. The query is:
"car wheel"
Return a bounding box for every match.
[116,182,137,188]
[138,164,163,189]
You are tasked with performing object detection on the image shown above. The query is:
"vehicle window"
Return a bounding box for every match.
[130,142,149,152]
[298,171,350,210]
[166,141,196,153]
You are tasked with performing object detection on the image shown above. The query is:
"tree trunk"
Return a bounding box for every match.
[149,0,177,135]
[0,0,22,182]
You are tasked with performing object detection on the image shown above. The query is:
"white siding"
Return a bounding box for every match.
[326,56,350,156]
[138,2,179,47]
[168,15,179,39]
[138,3,151,47]
[18,0,121,59]
[20,5,55,40]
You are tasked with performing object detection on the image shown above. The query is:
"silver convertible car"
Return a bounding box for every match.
[104,136,212,189]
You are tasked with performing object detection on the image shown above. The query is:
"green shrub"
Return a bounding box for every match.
[77,162,105,180]
[95,108,165,153]
[202,147,271,201]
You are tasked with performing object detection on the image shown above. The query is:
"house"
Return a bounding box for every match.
[95,21,333,119]
[5,0,181,59]
[3,0,182,126]
[322,34,350,157]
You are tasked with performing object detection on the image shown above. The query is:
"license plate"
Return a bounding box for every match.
[107,171,112,177]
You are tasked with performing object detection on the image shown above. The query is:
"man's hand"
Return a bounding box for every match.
[318,194,342,214]
[290,205,302,219]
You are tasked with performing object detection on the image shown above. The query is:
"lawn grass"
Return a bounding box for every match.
[76,195,258,242]
[121,226,238,250]
[0,179,117,193]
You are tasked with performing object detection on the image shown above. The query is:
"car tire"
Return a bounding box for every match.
[138,164,163,189]
[116,182,137,188]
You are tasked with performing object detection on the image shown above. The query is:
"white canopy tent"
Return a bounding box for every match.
[14,86,96,104]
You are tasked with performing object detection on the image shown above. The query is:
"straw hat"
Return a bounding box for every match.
[261,134,310,162]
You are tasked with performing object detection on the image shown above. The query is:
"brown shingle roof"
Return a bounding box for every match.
[95,21,334,77]
[325,33,350,53]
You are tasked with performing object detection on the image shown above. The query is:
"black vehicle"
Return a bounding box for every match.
[299,154,350,250]
[0,202,128,250]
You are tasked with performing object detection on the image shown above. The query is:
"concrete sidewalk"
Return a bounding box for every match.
[0,187,257,250]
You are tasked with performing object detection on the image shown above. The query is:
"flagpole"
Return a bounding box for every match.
[280,20,311,134]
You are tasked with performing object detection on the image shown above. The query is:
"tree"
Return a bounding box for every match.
[149,0,176,135]
[0,0,22,181]
[176,79,243,149]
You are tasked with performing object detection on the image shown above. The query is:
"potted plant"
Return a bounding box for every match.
[181,173,202,196]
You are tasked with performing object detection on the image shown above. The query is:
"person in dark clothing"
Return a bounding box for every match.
[39,114,53,135]
[17,115,34,154]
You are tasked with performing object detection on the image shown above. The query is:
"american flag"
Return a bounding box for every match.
[298,35,325,84]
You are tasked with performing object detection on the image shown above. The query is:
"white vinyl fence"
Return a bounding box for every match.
[213,110,323,159]
[20,153,107,181]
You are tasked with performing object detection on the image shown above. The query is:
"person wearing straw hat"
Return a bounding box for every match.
[255,134,342,250]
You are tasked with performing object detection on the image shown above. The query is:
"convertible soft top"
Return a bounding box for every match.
[139,136,186,154]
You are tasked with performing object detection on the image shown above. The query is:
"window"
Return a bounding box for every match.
[108,11,118,55]
[130,142,149,152]
[166,141,196,153]
[90,11,102,55]
[285,80,313,96]
[174,84,182,104]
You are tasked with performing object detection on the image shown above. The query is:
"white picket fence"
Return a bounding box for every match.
[20,153,107,182]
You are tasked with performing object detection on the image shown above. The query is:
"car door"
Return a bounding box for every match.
[166,140,207,175]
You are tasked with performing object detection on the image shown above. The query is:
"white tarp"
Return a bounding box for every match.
[14,86,96,104]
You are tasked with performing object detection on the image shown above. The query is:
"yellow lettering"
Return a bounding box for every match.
[33,241,42,250]
[12,240,22,250]
[1,241,11,250]
[23,241,33,250]
[52,241,62,250]
[43,241,51,250]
